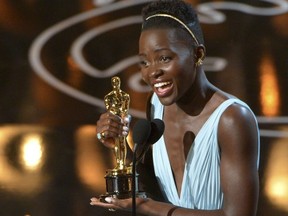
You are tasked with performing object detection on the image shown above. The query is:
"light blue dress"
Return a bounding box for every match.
[150,93,260,210]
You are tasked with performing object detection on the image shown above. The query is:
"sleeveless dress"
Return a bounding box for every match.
[150,93,260,210]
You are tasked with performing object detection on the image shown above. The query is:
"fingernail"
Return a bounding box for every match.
[123,126,129,131]
[122,131,128,136]
[124,115,131,123]
[105,197,113,203]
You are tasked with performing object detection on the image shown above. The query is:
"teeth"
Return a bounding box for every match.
[154,82,171,88]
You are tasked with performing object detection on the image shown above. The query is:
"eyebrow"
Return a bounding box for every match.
[138,48,171,57]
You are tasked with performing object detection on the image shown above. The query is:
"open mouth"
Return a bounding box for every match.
[154,81,173,96]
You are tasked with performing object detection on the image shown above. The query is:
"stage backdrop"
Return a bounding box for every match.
[0,0,288,215]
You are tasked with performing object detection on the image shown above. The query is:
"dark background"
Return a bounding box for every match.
[0,0,288,215]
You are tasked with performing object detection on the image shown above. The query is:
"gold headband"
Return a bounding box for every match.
[145,13,199,45]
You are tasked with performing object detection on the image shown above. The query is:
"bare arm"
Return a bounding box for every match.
[217,104,259,216]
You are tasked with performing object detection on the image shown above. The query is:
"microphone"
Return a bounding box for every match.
[131,119,151,216]
[131,118,165,216]
[132,119,151,149]
[135,118,165,163]
[147,118,165,145]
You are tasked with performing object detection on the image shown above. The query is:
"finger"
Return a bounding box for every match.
[101,112,122,123]
[122,114,132,124]
[122,115,132,133]
[98,113,124,135]
[104,197,149,209]
[99,113,130,138]
[105,197,132,209]
[100,137,115,148]
[90,197,119,210]
[96,124,120,142]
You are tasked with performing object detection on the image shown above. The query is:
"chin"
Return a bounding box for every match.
[157,96,175,106]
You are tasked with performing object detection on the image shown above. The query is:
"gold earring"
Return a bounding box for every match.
[196,57,203,67]
[195,50,204,67]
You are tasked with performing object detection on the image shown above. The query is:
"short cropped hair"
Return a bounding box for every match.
[141,0,204,46]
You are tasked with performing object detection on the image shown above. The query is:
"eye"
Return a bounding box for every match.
[139,59,150,68]
[160,56,171,63]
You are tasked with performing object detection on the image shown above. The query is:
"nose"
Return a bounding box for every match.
[141,62,164,84]
[148,65,163,79]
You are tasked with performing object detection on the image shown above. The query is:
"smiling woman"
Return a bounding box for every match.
[1,0,288,215]
[138,27,197,104]
[92,0,260,216]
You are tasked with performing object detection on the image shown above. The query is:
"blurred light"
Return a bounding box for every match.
[75,125,134,192]
[268,178,287,197]
[0,126,49,194]
[20,134,44,171]
[259,54,280,116]
[264,134,288,212]
[75,125,110,192]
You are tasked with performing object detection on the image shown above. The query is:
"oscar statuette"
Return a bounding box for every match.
[99,76,146,202]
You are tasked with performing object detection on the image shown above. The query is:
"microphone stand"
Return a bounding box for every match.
[132,143,138,216]
[131,118,162,216]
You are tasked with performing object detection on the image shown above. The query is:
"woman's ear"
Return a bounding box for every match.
[195,44,206,66]
[196,44,206,60]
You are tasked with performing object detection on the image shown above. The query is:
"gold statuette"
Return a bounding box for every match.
[104,76,130,170]
[99,76,146,202]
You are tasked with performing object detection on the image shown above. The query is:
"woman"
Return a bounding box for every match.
[91,0,260,215]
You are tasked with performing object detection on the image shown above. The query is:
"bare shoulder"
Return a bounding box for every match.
[219,102,257,129]
[218,101,259,155]
[217,101,259,216]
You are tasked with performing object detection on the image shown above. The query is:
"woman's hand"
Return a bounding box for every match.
[90,196,178,216]
[90,196,150,213]
[96,112,131,148]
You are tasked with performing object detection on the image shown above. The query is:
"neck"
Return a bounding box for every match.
[176,67,216,116]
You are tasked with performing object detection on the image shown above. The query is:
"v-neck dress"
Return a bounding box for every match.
[150,93,260,210]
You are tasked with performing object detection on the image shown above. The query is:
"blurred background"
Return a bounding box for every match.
[0,0,288,215]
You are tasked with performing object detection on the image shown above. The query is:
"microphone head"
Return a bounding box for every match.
[147,119,165,144]
[132,119,151,145]
[134,118,165,163]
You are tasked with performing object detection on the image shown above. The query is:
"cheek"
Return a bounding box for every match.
[168,62,185,79]
[140,69,149,84]
[175,61,195,87]
[171,54,193,76]
[181,58,195,78]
